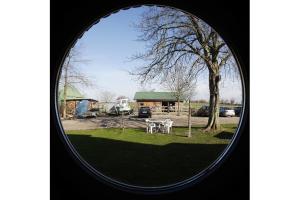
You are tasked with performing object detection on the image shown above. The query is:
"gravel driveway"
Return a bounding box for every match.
[61,115,240,131]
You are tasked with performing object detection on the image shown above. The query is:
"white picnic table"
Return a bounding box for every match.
[145,119,173,134]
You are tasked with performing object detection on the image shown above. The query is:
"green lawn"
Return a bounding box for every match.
[66,124,237,186]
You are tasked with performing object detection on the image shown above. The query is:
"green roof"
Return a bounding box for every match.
[134,92,183,101]
[58,85,84,101]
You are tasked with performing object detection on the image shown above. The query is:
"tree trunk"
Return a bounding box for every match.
[205,70,221,131]
[188,99,192,137]
[177,99,180,116]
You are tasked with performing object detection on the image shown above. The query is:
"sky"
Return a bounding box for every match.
[68,6,243,103]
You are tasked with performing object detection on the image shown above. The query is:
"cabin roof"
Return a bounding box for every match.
[133,92,184,101]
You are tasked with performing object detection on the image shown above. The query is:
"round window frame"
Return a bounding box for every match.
[53,4,248,195]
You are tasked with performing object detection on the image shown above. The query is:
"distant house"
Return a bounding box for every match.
[133,91,184,112]
[58,85,98,117]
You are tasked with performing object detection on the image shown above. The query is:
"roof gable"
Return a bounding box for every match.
[134,92,184,101]
[58,85,84,101]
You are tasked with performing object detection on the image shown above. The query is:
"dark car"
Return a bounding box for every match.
[234,106,242,116]
[138,106,152,118]
[196,105,210,117]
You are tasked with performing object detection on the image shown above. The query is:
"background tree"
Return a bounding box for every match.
[230,98,235,105]
[131,7,237,130]
[59,45,93,119]
[99,91,116,103]
[115,95,128,133]
[137,84,156,92]
[162,62,197,116]
[116,95,128,100]
[220,99,229,104]
[98,90,116,113]
[184,81,197,138]
[198,99,208,104]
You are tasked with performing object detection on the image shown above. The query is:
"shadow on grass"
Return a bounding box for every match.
[172,134,189,138]
[67,134,227,187]
[214,131,234,140]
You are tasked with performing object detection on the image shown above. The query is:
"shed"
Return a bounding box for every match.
[58,85,98,117]
[133,92,184,111]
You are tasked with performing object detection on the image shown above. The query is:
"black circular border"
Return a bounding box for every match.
[52,3,249,195]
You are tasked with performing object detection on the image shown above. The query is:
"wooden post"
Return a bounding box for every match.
[177,100,180,116]
[121,111,125,133]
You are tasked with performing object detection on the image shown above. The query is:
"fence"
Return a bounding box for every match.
[144,105,189,114]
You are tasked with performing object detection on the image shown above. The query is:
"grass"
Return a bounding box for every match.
[66,124,237,186]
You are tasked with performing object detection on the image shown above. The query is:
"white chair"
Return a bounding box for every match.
[164,120,173,134]
[161,120,167,133]
[165,119,171,123]
[145,119,150,133]
[148,122,156,134]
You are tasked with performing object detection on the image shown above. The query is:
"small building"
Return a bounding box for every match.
[58,85,98,117]
[133,92,184,112]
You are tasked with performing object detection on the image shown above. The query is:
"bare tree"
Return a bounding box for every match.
[116,95,128,100]
[97,90,116,113]
[198,99,208,104]
[137,84,156,92]
[230,98,235,105]
[161,62,196,137]
[162,63,197,116]
[115,95,129,132]
[186,85,197,138]
[59,45,93,119]
[100,91,116,103]
[220,99,229,104]
[131,7,236,130]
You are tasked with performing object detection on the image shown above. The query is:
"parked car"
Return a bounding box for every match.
[138,106,152,118]
[234,106,242,116]
[219,107,235,117]
[196,105,210,117]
